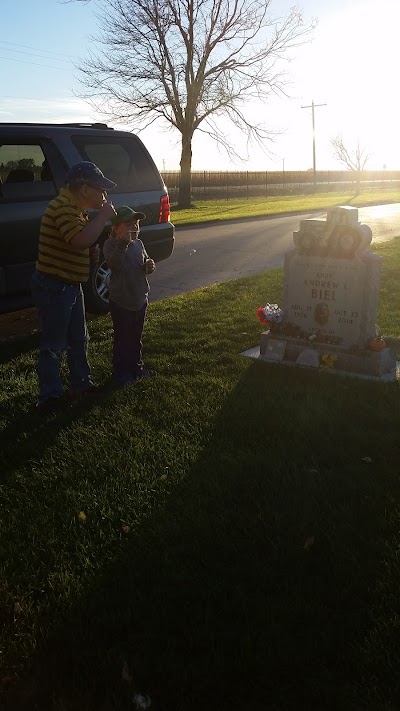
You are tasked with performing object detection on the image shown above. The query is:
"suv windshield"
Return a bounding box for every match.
[72,135,162,193]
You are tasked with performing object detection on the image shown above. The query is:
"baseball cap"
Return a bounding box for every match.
[111,205,146,225]
[66,161,117,191]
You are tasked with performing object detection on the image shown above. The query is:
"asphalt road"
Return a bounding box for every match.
[1,203,399,338]
[149,203,400,301]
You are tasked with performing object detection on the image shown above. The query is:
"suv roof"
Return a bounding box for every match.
[0,122,113,130]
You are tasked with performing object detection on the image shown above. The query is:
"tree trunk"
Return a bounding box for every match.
[355,170,361,196]
[178,134,193,208]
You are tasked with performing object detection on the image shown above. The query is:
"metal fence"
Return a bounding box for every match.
[161,170,400,202]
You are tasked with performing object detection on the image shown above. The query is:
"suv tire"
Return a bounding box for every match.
[83,255,111,314]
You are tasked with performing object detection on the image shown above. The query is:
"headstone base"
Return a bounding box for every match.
[242,331,399,382]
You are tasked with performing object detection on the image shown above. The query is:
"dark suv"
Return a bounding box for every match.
[0,123,174,314]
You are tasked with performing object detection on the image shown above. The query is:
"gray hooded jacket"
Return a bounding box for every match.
[103,237,149,311]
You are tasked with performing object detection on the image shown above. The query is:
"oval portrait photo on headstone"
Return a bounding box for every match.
[314,302,330,325]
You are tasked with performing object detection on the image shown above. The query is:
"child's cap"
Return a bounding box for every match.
[111,205,146,225]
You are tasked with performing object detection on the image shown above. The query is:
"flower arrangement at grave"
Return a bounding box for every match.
[255,304,344,345]
[256,304,284,331]
[320,353,338,369]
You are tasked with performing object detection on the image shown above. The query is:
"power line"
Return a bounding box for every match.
[0,55,72,71]
[2,95,81,103]
[0,46,72,65]
[0,39,73,59]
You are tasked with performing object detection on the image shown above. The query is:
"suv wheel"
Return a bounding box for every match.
[83,257,111,314]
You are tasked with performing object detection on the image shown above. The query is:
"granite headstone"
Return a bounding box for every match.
[256,206,397,380]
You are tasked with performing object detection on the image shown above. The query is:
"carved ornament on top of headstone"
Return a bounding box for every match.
[293,206,373,258]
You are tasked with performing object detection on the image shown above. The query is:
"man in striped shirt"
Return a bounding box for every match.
[31,161,117,414]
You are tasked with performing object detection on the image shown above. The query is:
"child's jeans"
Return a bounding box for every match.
[109,300,147,382]
[31,270,93,403]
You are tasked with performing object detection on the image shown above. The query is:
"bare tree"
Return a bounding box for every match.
[69,0,315,207]
[331,134,372,195]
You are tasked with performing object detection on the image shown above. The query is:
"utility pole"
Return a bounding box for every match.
[301,100,327,193]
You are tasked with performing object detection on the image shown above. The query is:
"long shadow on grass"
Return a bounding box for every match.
[5,363,400,711]
[0,387,116,481]
[0,332,108,479]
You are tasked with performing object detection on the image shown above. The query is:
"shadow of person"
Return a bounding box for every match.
[6,362,400,711]
[0,324,116,482]
[0,381,117,483]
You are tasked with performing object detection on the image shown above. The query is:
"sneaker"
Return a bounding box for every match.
[36,396,62,416]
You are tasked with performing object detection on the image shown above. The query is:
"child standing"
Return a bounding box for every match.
[103,206,156,384]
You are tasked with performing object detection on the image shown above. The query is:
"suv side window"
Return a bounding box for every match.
[0,143,56,202]
[71,136,162,192]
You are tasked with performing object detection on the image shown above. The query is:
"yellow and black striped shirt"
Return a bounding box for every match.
[36,188,90,282]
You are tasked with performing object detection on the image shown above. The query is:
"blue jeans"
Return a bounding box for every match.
[31,270,94,403]
[109,300,147,383]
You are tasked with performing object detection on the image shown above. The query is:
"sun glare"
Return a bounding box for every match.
[307,0,400,168]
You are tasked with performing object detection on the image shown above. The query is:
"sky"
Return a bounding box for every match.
[1,0,399,172]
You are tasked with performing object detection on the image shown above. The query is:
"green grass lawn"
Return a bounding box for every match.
[171,188,400,225]
[1,239,400,710]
